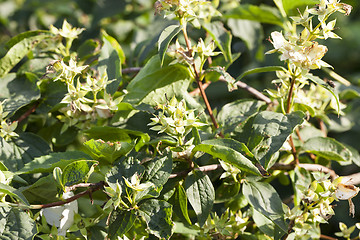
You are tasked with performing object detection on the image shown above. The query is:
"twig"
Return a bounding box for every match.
[121,67,142,74]
[17,102,39,123]
[271,163,337,180]
[320,234,338,240]
[169,164,222,179]
[181,25,220,130]
[227,78,273,105]
[189,82,211,96]
[31,181,105,209]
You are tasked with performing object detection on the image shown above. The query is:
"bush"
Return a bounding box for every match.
[1,0,360,239]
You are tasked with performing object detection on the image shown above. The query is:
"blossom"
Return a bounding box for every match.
[50,19,85,39]
[41,191,78,236]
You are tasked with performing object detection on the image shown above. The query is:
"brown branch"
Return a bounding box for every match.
[181,26,220,131]
[17,102,39,123]
[189,82,211,96]
[169,164,222,179]
[230,79,273,105]
[320,234,338,240]
[31,181,105,209]
[271,163,337,180]
[121,67,142,74]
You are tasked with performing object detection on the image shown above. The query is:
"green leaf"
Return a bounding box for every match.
[106,156,145,192]
[302,137,352,162]
[236,66,286,82]
[202,21,232,62]
[0,183,29,205]
[84,127,150,151]
[0,32,53,78]
[0,133,51,171]
[243,181,287,234]
[217,99,266,133]
[62,160,98,187]
[0,206,37,240]
[139,199,174,239]
[227,19,262,52]
[22,175,59,204]
[192,138,261,176]
[281,0,319,14]
[0,73,41,115]
[83,139,134,164]
[99,30,123,95]
[108,209,135,240]
[252,209,284,240]
[123,56,192,106]
[184,170,215,227]
[143,152,172,186]
[158,25,182,66]
[16,151,91,175]
[205,66,236,91]
[169,184,192,225]
[77,39,101,61]
[306,73,340,115]
[249,111,305,169]
[224,4,283,26]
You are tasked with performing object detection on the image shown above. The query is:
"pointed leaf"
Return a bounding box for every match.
[124,56,192,106]
[202,21,232,62]
[99,30,123,95]
[84,127,150,151]
[224,4,283,26]
[192,138,260,176]
[0,133,51,171]
[108,209,135,240]
[303,137,352,162]
[0,32,53,78]
[0,206,37,240]
[143,152,172,186]
[62,160,98,187]
[22,175,59,204]
[184,170,215,227]
[83,139,134,164]
[243,181,287,234]
[236,66,286,81]
[139,199,174,239]
[169,184,192,225]
[0,183,29,205]
[0,73,41,115]
[249,111,305,169]
[16,151,91,175]
[218,99,266,133]
[158,25,182,66]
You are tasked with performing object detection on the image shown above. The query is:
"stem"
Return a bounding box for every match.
[169,164,222,179]
[181,25,219,130]
[286,73,299,164]
[31,181,104,209]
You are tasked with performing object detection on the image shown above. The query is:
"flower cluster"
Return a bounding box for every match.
[286,172,359,239]
[148,96,206,143]
[0,101,18,141]
[201,209,248,239]
[267,0,351,74]
[155,0,220,23]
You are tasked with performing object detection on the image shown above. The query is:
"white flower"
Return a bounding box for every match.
[41,191,78,236]
[50,19,85,39]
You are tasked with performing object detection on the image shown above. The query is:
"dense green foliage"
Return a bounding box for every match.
[1,0,360,239]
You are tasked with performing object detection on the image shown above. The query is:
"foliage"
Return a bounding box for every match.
[1,0,360,239]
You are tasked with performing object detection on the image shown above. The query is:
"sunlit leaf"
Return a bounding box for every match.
[158,25,182,66]
[243,181,287,234]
